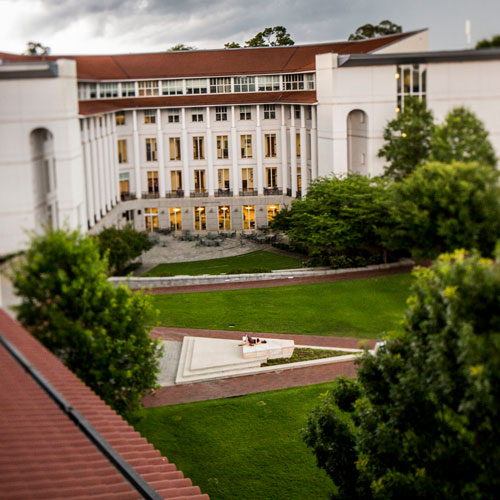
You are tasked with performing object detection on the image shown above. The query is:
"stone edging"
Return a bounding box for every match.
[109,259,414,290]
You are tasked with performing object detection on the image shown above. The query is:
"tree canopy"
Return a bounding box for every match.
[24,41,50,55]
[348,20,402,40]
[476,34,500,49]
[168,43,196,51]
[225,26,294,48]
[430,106,497,167]
[11,228,162,417]
[304,249,500,498]
[378,97,435,180]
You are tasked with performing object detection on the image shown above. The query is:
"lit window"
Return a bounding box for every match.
[192,108,204,122]
[138,81,159,96]
[239,105,252,120]
[267,204,279,223]
[218,205,231,230]
[241,168,254,190]
[119,173,129,197]
[168,109,180,123]
[240,135,252,158]
[144,109,156,124]
[117,139,127,163]
[296,133,301,157]
[257,75,280,91]
[99,83,118,98]
[115,111,125,126]
[234,76,255,93]
[169,137,181,161]
[146,138,157,161]
[396,64,427,112]
[194,170,206,192]
[193,136,205,160]
[215,106,228,121]
[283,74,305,90]
[186,78,208,95]
[243,205,255,229]
[266,167,277,188]
[147,171,158,194]
[121,82,135,97]
[218,168,230,189]
[264,105,276,119]
[170,207,182,230]
[210,77,231,94]
[217,135,229,159]
[265,134,277,158]
[194,206,206,230]
[162,80,183,95]
[170,170,182,191]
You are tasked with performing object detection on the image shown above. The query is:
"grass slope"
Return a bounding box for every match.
[134,382,337,500]
[152,273,412,338]
[142,250,303,277]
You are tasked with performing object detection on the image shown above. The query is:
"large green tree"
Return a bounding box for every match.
[304,249,500,499]
[11,229,162,416]
[430,106,497,167]
[24,41,50,55]
[476,34,500,49]
[225,26,294,48]
[378,97,434,180]
[348,20,402,40]
[271,175,392,267]
[385,161,500,258]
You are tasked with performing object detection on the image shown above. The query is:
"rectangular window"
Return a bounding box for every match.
[169,137,181,160]
[193,136,205,160]
[241,168,254,190]
[240,135,252,158]
[194,206,206,230]
[296,133,301,157]
[146,138,157,161]
[119,172,129,197]
[217,135,229,159]
[147,171,159,194]
[257,75,280,91]
[267,204,279,223]
[234,76,255,93]
[192,108,204,122]
[115,111,125,126]
[215,106,228,121]
[305,73,315,90]
[138,81,159,96]
[144,109,156,124]
[194,170,206,192]
[265,134,277,158]
[239,105,251,120]
[210,77,231,94]
[117,139,127,163]
[89,83,97,99]
[264,104,276,119]
[218,206,231,230]
[266,167,277,188]
[294,105,301,119]
[186,78,208,94]
[396,64,426,112]
[168,108,180,123]
[171,170,182,191]
[121,82,136,97]
[78,83,88,100]
[170,207,182,231]
[218,168,230,189]
[283,74,305,90]
[243,205,255,229]
[162,80,183,95]
[145,207,159,232]
[99,83,118,98]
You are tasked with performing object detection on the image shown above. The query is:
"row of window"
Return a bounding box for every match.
[115,104,309,126]
[143,205,280,232]
[78,73,315,100]
[117,133,303,163]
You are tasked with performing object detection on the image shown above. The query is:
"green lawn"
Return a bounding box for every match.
[151,273,412,338]
[134,382,337,500]
[142,250,303,277]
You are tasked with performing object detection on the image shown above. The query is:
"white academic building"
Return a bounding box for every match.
[1,28,500,257]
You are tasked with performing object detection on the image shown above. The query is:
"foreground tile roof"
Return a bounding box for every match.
[0,309,209,500]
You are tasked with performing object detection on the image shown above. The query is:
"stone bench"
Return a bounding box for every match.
[242,338,295,360]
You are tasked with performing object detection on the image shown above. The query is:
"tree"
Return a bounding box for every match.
[168,43,196,51]
[95,225,153,276]
[24,41,50,55]
[476,34,500,49]
[11,228,162,417]
[224,41,241,48]
[225,26,295,48]
[430,106,497,167]
[304,249,500,498]
[385,161,500,258]
[348,20,402,40]
[378,97,434,180]
[271,175,392,267]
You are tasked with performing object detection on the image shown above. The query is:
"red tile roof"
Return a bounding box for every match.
[0,31,420,81]
[78,91,317,115]
[0,309,209,500]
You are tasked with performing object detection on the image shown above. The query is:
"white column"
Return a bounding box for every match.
[255,104,263,195]
[156,109,166,197]
[88,119,101,221]
[181,108,190,195]
[206,106,214,196]
[300,105,308,196]
[105,114,117,206]
[231,106,239,197]
[101,116,111,210]
[81,120,95,227]
[290,106,298,196]
[280,104,288,194]
[95,117,107,213]
[311,106,318,181]
[111,113,120,204]
[132,110,142,199]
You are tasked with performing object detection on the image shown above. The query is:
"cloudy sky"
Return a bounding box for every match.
[0,0,499,55]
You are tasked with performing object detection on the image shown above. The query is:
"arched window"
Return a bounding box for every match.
[346,110,368,175]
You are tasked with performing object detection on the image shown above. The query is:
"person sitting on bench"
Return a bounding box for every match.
[239,335,267,346]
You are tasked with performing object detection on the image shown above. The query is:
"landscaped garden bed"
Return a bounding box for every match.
[261,347,352,366]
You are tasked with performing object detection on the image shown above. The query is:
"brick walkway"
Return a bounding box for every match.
[142,328,377,407]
